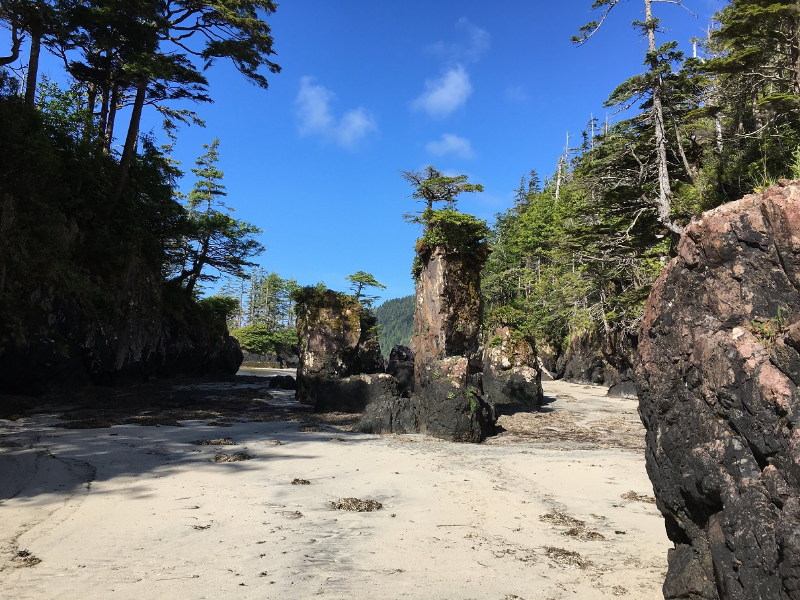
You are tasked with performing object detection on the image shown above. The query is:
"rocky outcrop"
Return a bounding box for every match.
[294,288,385,410]
[386,345,415,397]
[561,331,606,385]
[412,245,495,442]
[636,180,800,599]
[483,325,542,406]
[0,273,242,395]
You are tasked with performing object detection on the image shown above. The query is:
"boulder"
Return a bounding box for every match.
[635,180,800,599]
[483,324,542,406]
[358,395,419,434]
[386,345,415,397]
[314,373,399,413]
[268,375,297,390]
[294,288,384,408]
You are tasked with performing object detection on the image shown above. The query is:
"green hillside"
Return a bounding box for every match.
[374,295,415,357]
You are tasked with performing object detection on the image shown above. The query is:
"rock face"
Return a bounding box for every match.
[412,246,495,442]
[636,181,800,599]
[294,288,385,410]
[483,325,542,406]
[0,276,242,394]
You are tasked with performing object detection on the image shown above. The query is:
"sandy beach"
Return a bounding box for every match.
[0,378,668,599]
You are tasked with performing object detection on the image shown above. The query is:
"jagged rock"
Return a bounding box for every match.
[412,244,495,442]
[268,375,296,390]
[294,288,384,408]
[314,373,399,413]
[636,181,800,599]
[483,325,542,406]
[386,345,415,397]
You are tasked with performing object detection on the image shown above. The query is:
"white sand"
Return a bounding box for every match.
[0,380,668,599]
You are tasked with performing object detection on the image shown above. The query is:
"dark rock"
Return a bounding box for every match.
[483,325,542,406]
[0,282,243,395]
[294,289,384,408]
[268,375,296,390]
[386,345,415,397]
[636,181,800,599]
[314,373,399,413]
[358,395,419,434]
[562,331,606,385]
[412,245,495,442]
[242,348,300,368]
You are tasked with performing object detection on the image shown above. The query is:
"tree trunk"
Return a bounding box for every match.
[108,78,147,215]
[24,16,42,106]
[105,82,120,152]
[645,0,683,235]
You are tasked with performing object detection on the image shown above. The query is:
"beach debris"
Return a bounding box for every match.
[544,546,589,569]
[214,452,252,463]
[539,512,584,528]
[192,524,211,530]
[14,550,41,567]
[299,424,323,432]
[206,421,233,427]
[291,478,311,485]
[265,440,282,446]
[330,497,383,512]
[620,490,656,504]
[191,438,235,446]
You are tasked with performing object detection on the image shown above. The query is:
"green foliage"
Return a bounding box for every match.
[401,166,484,222]
[230,323,298,355]
[748,306,788,349]
[345,271,386,308]
[412,210,491,280]
[198,295,239,324]
[374,295,414,357]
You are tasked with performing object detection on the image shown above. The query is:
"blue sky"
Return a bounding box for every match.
[27,0,725,302]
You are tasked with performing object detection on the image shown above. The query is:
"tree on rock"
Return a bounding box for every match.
[346,271,386,308]
[401,166,484,224]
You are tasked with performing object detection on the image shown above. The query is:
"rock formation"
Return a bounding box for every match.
[411,243,495,442]
[0,273,242,394]
[483,321,542,406]
[294,288,384,410]
[636,180,800,599]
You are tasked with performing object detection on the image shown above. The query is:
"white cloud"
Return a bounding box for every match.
[505,85,528,103]
[425,133,475,159]
[427,18,491,63]
[295,77,376,149]
[411,65,472,119]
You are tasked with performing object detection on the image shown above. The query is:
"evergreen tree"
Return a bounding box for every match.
[171,139,263,295]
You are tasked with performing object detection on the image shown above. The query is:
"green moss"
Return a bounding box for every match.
[412,210,490,280]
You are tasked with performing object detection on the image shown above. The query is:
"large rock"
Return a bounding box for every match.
[412,245,495,442]
[636,180,800,599]
[483,324,542,406]
[314,373,399,413]
[358,395,419,434]
[0,274,243,394]
[294,288,385,409]
[386,345,415,397]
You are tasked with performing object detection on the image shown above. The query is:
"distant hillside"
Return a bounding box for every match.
[374,295,415,357]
